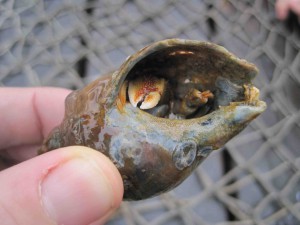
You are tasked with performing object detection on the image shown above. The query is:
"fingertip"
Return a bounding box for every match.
[275,0,289,20]
[62,146,124,206]
[40,146,124,225]
[290,0,300,15]
[0,146,123,225]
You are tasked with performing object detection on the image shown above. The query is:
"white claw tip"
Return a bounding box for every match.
[140,92,161,109]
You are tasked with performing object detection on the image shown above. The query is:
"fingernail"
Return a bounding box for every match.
[40,157,116,225]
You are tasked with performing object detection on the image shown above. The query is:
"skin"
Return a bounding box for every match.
[276,0,300,20]
[0,88,123,225]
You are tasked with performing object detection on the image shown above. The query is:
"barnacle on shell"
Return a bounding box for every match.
[39,39,266,200]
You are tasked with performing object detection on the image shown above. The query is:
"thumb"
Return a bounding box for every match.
[0,146,123,225]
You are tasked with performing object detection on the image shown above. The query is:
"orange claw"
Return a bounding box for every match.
[128,76,166,109]
[187,89,214,106]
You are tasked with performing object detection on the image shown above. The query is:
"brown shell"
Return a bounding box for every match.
[39,39,266,200]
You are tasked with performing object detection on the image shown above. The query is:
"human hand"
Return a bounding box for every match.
[276,0,300,20]
[0,88,123,225]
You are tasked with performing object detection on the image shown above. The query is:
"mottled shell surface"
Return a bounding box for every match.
[40,39,266,200]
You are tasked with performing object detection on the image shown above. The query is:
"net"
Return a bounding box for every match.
[1,0,300,224]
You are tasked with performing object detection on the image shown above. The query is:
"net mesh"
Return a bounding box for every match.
[1,0,300,224]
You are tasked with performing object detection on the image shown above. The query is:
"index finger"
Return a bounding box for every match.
[0,87,71,150]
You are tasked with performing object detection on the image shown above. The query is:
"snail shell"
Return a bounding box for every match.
[39,39,266,200]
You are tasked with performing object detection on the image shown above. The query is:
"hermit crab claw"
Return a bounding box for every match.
[39,39,266,201]
[128,76,166,109]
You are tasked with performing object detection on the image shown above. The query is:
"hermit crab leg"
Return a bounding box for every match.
[187,89,214,107]
[128,76,166,110]
[173,89,214,116]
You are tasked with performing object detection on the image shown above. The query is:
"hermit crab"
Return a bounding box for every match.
[39,39,266,200]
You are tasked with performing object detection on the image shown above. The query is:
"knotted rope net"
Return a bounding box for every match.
[1,0,299,224]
